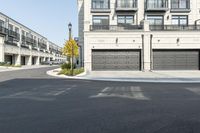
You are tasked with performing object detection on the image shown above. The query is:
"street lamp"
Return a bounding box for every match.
[68,22,72,40]
[68,22,74,76]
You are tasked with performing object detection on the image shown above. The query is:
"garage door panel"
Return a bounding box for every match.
[92,50,141,71]
[153,50,199,70]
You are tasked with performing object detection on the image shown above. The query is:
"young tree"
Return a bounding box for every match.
[62,38,79,75]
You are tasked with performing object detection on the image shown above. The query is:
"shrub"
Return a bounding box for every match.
[0,62,6,66]
[61,63,76,69]
[58,68,84,76]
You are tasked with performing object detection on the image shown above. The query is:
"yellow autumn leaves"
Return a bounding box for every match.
[62,38,79,58]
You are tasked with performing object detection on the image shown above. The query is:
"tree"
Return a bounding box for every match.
[62,38,79,76]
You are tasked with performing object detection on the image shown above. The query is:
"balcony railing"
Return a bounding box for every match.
[146,0,168,11]
[150,25,200,31]
[0,26,9,35]
[116,0,138,11]
[90,25,143,31]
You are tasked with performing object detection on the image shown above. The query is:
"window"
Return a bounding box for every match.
[147,0,167,8]
[172,15,188,25]
[117,16,134,25]
[93,16,109,25]
[0,20,4,27]
[92,0,110,9]
[147,16,163,25]
[22,30,25,35]
[171,0,189,9]
[15,27,19,33]
[8,24,13,31]
[117,0,136,8]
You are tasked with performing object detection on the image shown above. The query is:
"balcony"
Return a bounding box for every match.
[146,0,168,11]
[90,25,143,31]
[0,26,8,35]
[116,0,138,12]
[8,30,20,42]
[171,0,190,12]
[149,25,200,31]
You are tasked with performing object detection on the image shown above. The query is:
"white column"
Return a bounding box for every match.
[36,56,40,65]
[15,42,21,65]
[143,34,151,71]
[0,36,5,62]
[15,54,21,65]
[84,34,91,73]
[26,55,32,66]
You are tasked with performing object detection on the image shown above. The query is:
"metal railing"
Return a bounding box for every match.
[150,25,200,31]
[0,26,8,35]
[90,25,143,31]
[116,0,137,9]
[146,0,168,9]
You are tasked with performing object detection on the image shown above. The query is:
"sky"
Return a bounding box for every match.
[0,0,78,47]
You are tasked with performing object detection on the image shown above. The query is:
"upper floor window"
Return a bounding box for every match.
[92,0,110,9]
[171,0,190,9]
[146,0,168,8]
[172,15,188,25]
[8,24,13,31]
[93,16,109,25]
[15,27,19,33]
[147,15,163,25]
[117,15,134,25]
[117,0,137,8]
[0,20,4,27]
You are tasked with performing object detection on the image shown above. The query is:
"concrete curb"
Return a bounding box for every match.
[0,65,57,72]
[46,68,200,83]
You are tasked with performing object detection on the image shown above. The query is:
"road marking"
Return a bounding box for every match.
[90,86,149,100]
[185,87,200,95]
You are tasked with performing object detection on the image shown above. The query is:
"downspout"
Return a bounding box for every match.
[141,34,144,71]
[150,34,153,71]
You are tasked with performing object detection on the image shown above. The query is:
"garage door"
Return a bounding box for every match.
[153,50,199,70]
[92,50,141,71]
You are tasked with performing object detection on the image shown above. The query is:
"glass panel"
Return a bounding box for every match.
[179,0,186,8]
[8,24,13,30]
[93,16,109,25]
[171,0,179,8]
[0,20,4,27]
[118,16,125,24]
[147,16,163,25]
[92,0,109,9]
[15,27,19,33]
[172,15,188,25]
[126,16,134,24]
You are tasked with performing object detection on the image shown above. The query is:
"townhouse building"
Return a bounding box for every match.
[78,0,200,72]
[0,12,66,66]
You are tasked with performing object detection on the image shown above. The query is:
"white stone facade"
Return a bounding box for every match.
[78,0,200,72]
[0,12,66,66]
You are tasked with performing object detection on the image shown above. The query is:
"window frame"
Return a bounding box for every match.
[172,15,188,26]
[117,15,134,25]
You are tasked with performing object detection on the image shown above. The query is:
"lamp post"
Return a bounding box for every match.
[68,22,74,76]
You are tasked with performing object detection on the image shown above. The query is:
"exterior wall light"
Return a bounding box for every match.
[116,37,118,44]
[177,38,180,43]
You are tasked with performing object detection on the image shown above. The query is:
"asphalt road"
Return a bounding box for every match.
[0,67,200,133]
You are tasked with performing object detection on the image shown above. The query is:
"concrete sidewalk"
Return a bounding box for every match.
[47,68,200,83]
[0,65,56,72]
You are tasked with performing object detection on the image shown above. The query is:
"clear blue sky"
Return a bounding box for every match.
[0,0,78,46]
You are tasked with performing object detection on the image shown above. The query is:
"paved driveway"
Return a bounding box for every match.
[0,67,200,133]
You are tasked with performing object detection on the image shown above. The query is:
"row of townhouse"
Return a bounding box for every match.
[78,0,200,73]
[0,12,66,66]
